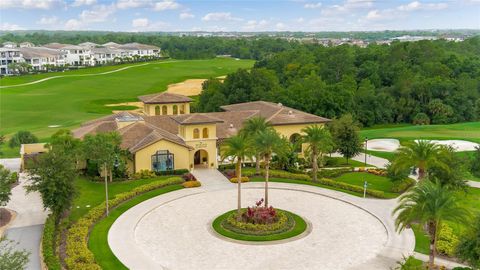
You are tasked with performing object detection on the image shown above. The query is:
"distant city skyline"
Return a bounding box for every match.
[1,0,479,32]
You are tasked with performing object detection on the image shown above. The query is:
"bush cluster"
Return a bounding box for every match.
[229,177,250,183]
[42,214,61,270]
[225,210,289,234]
[65,177,183,270]
[437,223,460,257]
[182,173,197,181]
[364,168,387,176]
[156,169,189,176]
[243,168,311,181]
[316,168,352,178]
[391,178,416,193]
[131,169,157,180]
[182,180,201,188]
[316,178,386,198]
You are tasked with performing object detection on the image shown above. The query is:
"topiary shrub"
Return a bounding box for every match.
[182,180,201,188]
[412,113,430,125]
[229,177,249,183]
[437,223,460,257]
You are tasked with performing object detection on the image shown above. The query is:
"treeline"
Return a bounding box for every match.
[197,37,480,126]
[0,32,299,60]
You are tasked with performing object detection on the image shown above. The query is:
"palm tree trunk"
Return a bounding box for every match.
[237,158,242,221]
[428,222,437,269]
[265,155,270,207]
[255,154,260,175]
[418,167,425,180]
[312,151,318,182]
[104,163,109,216]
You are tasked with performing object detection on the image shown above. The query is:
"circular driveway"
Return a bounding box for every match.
[109,181,414,270]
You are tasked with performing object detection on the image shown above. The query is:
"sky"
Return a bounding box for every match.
[0,0,479,32]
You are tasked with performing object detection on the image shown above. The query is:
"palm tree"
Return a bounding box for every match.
[393,181,470,269]
[392,140,447,180]
[221,134,253,220]
[240,116,271,174]
[301,125,334,182]
[254,128,286,207]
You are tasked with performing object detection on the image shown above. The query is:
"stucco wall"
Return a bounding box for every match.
[134,140,191,172]
[144,102,190,116]
[186,138,218,169]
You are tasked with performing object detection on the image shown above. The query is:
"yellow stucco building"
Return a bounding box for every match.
[73,92,330,173]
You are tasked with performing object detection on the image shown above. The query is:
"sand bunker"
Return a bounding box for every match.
[415,140,479,152]
[105,101,143,108]
[367,139,401,152]
[166,79,207,96]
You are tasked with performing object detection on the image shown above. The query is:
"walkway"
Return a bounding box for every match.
[0,61,178,89]
[108,168,415,270]
[1,158,49,270]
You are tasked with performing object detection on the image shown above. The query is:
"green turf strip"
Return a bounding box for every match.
[88,184,184,270]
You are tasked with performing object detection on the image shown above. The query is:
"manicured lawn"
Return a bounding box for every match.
[250,177,367,198]
[88,184,183,270]
[0,58,254,142]
[333,172,397,198]
[212,209,307,242]
[324,156,375,168]
[360,122,480,144]
[69,176,172,223]
[411,224,430,254]
[364,150,396,161]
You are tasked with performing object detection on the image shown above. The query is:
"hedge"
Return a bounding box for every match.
[315,178,386,198]
[65,177,183,270]
[229,177,250,183]
[243,168,311,181]
[317,168,352,178]
[182,180,201,188]
[42,214,62,270]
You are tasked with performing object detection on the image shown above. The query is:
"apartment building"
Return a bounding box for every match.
[0,47,24,75]
[19,47,66,70]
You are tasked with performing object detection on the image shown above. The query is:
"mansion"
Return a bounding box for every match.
[70,92,330,173]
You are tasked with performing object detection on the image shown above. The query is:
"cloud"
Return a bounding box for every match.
[153,0,180,11]
[179,12,194,19]
[37,16,60,25]
[304,2,321,9]
[0,0,63,9]
[321,0,373,15]
[296,17,305,23]
[242,19,269,31]
[0,23,25,31]
[276,22,287,30]
[79,4,116,23]
[201,12,242,21]
[72,0,96,7]
[397,1,448,11]
[116,0,149,9]
[65,19,83,30]
[132,18,149,27]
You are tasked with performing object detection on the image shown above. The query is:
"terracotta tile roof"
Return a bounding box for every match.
[118,122,190,153]
[72,121,118,139]
[142,115,179,134]
[138,92,193,104]
[221,101,330,125]
[171,114,223,125]
[206,111,259,139]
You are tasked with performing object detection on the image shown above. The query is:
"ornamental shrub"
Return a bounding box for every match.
[391,178,416,193]
[65,177,183,270]
[42,214,61,270]
[243,168,311,181]
[229,177,249,183]
[317,168,352,178]
[412,113,430,125]
[155,169,189,176]
[182,180,201,188]
[316,178,386,198]
[131,169,157,180]
[437,223,460,257]
[182,173,196,181]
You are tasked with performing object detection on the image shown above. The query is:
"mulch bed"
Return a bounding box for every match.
[0,208,12,227]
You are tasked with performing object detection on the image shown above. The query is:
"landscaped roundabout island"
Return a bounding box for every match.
[212,199,308,242]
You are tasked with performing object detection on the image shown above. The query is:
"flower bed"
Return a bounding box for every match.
[64,177,183,270]
[212,199,307,241]
[229,177,250,183]
[182,180,201,188]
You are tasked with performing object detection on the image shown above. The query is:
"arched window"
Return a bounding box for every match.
[155,106,160,115]
[180,104,185,114]
[202,128,209,138]
[173,105,178,115]
[162,105,167,115]
[193,128,200,139]
[290,133,302,153]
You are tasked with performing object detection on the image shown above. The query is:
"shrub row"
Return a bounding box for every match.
[225,210,289,234]
[317,168,352,178]
[182,180,201,188]
[65,177,183,270]
[315,178,386,198]
[130,169,190,180]
[391,178,416,193]
[42,214,62,270]
[229,177,250,183]
[243,168,311,181]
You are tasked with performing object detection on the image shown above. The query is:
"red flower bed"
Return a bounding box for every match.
[241,199,278,225]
